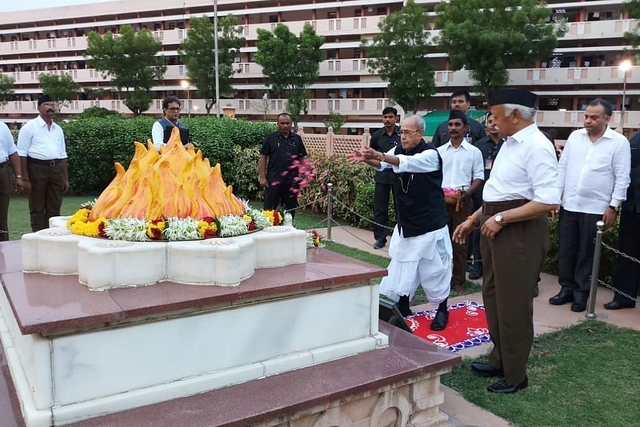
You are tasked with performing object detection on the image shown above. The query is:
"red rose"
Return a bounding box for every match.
[98,222,107,238]
[248,221,256,231]
[202,216,215,223]
[204,229,216,239]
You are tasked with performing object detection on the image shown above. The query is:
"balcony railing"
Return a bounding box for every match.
[2,99,637,130]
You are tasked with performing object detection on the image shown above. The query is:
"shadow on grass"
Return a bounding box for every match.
[442,320,640,427]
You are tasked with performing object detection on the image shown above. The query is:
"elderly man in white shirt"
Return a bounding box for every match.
[17,95,69,232]
[549,98,631,312]
[0,123,24,240]
[454,88,560,394]
[437,109,484,292]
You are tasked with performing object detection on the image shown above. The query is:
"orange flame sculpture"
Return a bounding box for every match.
[88,127,246,221]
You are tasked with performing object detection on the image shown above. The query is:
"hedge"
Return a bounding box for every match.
[42,116,276,196]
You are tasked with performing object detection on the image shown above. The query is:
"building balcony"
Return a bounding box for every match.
[2,99,638,131]
[1,16,633,59]
[436,65,637,88]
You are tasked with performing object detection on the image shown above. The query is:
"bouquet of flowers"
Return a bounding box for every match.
[306,230,325,248]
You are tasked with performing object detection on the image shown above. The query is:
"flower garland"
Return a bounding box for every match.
[306,230,325,248]
[66,200,295,241]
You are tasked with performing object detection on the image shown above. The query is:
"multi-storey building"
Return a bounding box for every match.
[0,0,638,139]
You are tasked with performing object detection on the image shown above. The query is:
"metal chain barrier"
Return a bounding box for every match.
[587,221,640,318]
[330,197,395,231]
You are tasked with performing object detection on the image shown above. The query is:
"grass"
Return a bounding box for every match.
[442,320,640,427]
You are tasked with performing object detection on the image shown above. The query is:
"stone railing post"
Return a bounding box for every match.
[362,127,371,149]
[326,126,334,156]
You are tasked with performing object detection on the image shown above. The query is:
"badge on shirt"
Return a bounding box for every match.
[484,157,494,170]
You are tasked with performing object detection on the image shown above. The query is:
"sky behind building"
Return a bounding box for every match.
[4,0,106,13]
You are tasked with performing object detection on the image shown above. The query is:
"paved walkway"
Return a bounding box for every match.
[314,224,639,427]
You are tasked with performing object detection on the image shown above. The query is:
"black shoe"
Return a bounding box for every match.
[533,284,539,298]
[430,310,448,331]
[487,376,528,394]
[466,260,473,273]
[604,301,636,310]
[468,263,483,280]
[571,301,587,312]
[373,239,386,249]
[549,290,573,305]
[471,362,504,377]
[397,295,413,317]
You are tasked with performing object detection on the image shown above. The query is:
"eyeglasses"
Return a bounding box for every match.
[399,129,420,136]
[166,107,181,112]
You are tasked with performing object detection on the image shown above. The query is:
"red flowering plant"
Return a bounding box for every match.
[146,218,166,240]
[198,216,218,239]
[281,156,318,199]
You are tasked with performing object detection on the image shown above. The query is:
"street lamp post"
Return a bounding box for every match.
[619,59,632,133]
[181,80,191,118]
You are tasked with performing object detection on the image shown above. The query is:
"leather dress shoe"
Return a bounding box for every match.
[471,362,504,377]
[533,283,539,298]
[430,310,448,331]
[604,301,635,310]
[468,263,483,280]
[549,290,573,305]
[487,376,528,394]
[373,239,386,249]
[571,301,587,312]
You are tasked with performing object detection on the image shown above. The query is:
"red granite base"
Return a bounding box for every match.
[1,322,459,427]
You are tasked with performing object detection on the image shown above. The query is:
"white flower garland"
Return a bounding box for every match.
[105,218,149,241]
[163,217,201,241]
[218,215,249,237]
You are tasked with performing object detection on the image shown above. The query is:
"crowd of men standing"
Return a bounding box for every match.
[362,89,637,394]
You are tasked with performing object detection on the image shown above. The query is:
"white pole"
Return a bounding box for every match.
[213,0,221,117]
[621,70,628,133]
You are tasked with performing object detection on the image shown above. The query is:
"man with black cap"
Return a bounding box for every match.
[347,115,452,331]
[431,90,486,148]
[453,88,560,394]
[437,109,484,293]
[17,95,69,232]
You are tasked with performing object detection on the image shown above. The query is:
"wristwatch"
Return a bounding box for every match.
[379,152,385,162]
[608,205,619,213]
[494,213,505,226]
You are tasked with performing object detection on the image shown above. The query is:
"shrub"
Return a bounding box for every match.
[543,217,618,283]
[74,107,124,119]
[226,145,262,201]
[352,180,396,228]
[298,153,375,224]
[57,116,273,195]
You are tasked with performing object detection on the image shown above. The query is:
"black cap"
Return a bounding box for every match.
[37,95,53,106]
[448,109,468,125]
[488,88,537,108]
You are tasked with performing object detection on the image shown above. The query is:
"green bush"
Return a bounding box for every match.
[74,107,124,119]
[226,145,262,201]
[57,116,274,195]
[352,180,396,229]
[543,217,618,283]
[298,153,375,224]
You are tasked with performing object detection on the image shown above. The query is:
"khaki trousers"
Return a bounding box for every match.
[446,201,472,286]
[481,207,549,385]
[27,160,64,232]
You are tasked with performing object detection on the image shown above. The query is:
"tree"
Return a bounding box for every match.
[435,0,567,97]
[254,23,324,126]
[624,0,640,58]
[0,74,14,106]
[361,0,436,114]
[85,25,166,116]
[323,110,345,133]
[38,73,81,114]
[179,15,245,115]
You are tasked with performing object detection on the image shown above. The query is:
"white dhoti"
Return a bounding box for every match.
[379,225,452,305]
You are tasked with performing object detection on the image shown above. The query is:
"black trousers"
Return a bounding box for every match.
[0,165,10,241]
[373,182,395,242]
[611,209,640,307]
[557,208,601,298]
[263,184,298,218]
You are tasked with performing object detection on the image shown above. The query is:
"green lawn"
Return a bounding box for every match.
[443,320,640,427]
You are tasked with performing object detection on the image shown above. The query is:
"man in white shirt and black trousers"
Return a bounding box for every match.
[550,98,631,312]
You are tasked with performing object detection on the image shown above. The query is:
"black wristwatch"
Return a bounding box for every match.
[608,205,618,213]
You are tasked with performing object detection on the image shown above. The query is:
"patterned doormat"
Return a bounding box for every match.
[404,300,491,352]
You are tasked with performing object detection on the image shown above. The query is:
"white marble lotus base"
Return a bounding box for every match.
[22,217,307,290]
[0,272,386,427]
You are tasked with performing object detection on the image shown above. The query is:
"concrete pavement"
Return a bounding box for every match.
[313,224,639,427]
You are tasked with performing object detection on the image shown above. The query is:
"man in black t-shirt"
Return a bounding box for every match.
[369,107,401,249]
[259,113,307,218]
[431,90,486,148]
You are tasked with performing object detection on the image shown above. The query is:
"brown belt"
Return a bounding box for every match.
[28,157,62,167]
[483,199,529,215]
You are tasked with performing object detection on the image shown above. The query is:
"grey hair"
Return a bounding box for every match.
[503,104,536,120]
[402,115,425,132]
